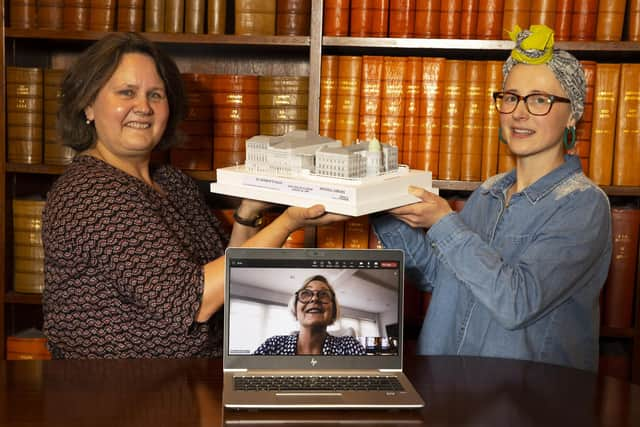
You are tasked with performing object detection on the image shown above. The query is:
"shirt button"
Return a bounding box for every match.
[430,242,437,248]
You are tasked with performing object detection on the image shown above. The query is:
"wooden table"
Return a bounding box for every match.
[1,356,639,426]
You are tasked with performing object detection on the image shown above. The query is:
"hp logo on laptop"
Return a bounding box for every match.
[310,358,318,367]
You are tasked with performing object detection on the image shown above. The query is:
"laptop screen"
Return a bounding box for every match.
[224,247,405,370]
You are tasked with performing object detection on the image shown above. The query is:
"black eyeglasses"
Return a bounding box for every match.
[296,289,333,304]
[493,91,571,116]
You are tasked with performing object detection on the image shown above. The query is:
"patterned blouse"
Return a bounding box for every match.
[254,333,366,355]
[42,156,229,359]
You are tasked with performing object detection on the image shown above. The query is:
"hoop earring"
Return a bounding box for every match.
[498,127,507,144]
[563,126,576,150]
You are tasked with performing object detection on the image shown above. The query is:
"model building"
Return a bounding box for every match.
[245,130,399,179]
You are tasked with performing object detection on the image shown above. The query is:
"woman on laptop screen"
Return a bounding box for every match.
[254,275,366,355]
[372,24,611,372]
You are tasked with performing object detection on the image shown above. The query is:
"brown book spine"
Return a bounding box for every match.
[481,60,502,180]
[336,56,363,146]
[415,0,440,37]
[9,0,37,29]
[602,206,640,329]
[117,0,144,31]
[316,222,345,248]
[276,0,311,35]
[460,60,486,181]
[235,0,276,35]
[369,0,391,36]
[417,57,446,177]
[344,216,370,249]
[627,0,640,41]
[323,0,350,36]
[529,0,557,28]
[554,0,574,40]
[89,0,116,31]
[358,56,384,142]
[401,57,423,166]
[567,60,596,174]
[212,74,259,160]
[389,0,416,38]
[185,0,206,33]
[165,0,185,33]
[477,0,503,39]
[440,0,462,39]
[7,331,51,360]
[596,0,627,41]
[350,0,370,37]
[438,60,466,180]
[612,63,640,186]
[502,0,530,39]
[207,0,226,34]
[12,200,45,294]
[6,66,43,165]
[320,55,340,138]
[38,0,65,30]
[144,0,165,32]
[380,57,408,151]
[588,63,621,185]
[63,0,90,30]
[172,73,213,170]
[258,76,308,136]
[571,0,598,40]
[459,0,478,39]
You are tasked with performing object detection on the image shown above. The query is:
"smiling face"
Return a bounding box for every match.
[295,280,335,329]
[83,53,169,159]
[500,63,574,160]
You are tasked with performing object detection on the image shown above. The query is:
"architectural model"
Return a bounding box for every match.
[211,130,437,216]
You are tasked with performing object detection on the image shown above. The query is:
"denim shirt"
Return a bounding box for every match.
[373,155,611,371]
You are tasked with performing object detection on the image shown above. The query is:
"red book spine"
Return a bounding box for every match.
[555,0,574,40]
[602,206,640,329]
[414,0,440,37]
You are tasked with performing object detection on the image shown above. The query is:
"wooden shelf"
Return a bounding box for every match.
[601,326,638,339]
[323,37,640,53]
[5,29,311,48]
[4,291,42,305]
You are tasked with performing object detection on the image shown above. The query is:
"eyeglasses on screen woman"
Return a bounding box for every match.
[493,91,571,116]
[296,289,334,304]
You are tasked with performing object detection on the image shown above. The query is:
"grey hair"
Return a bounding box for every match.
[287,275,340,325]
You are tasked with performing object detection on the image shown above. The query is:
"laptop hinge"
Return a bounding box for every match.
[225,368,248,372]
[379,369,402,372]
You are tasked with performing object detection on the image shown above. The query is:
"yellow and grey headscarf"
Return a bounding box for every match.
[503,24,586,121]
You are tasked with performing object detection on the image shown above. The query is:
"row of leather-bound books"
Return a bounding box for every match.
[5,67,309,171]
[325,0,640,42]
[320,55,640,186]
[8,0,311,35]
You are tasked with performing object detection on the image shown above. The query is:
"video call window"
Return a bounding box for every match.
[228,265,400,356]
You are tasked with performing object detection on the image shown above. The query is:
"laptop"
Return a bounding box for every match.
[222,247,425,409]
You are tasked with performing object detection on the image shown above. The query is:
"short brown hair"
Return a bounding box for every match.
[58,32,186,151]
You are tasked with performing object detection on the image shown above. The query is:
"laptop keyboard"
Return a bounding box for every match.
[234,375,405,392]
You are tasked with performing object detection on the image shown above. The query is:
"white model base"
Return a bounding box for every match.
[211,165,438,216]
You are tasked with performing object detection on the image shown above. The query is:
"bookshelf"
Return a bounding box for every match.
[1,0,640,385]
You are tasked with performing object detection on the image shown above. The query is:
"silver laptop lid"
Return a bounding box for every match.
[224,247,405,371]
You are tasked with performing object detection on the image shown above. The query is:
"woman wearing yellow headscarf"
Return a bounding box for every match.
[372,24,611,372]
